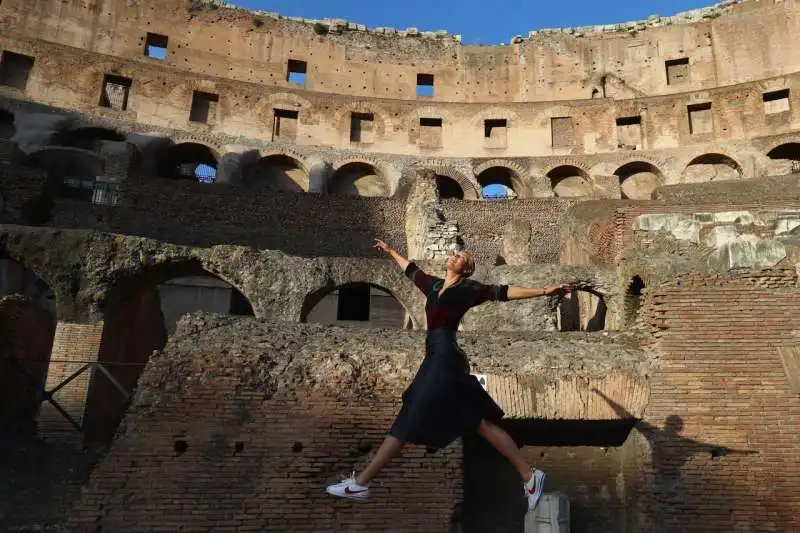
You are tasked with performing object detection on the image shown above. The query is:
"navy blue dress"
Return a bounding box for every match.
[389,262,510,450]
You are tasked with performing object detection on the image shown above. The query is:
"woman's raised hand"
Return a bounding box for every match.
[545,284,572,296]
[373,239,391,253]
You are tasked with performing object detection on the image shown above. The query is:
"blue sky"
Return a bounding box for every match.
[234,0,716,44]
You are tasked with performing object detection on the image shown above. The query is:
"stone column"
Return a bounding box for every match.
[37,321,104,446]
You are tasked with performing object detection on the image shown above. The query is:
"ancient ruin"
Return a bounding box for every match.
[0,0,799,531]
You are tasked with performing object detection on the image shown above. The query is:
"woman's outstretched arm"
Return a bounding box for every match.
[507,284,571,301]
[373,239,409,271]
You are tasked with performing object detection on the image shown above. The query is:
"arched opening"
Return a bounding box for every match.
[625,275,645,328]
[548,166,592,198]
[682,154,742,183]
[766,143,800,175]
[0,109,15,140]
[477,167,518,199]
[0,257,56,433]
[243,155,309,192]
[25,148,106,202]
[557,289,606,332]
[436,175,465,200]
[157,142,218,184]
[301,282,406,329]
[84,264,254,443]
[52,127,125,151]
[615,162,663,200]
[329,162,387,196]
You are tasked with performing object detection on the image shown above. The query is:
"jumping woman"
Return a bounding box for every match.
[326,239,571,511]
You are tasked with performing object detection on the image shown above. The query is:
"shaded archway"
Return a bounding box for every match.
[557,289,606,332]
[243,154,309,192]
[85,261,255,443]
[682,154,742,183]
[156,142,218,184]
[0,109,15,140]
[301,282,407,329]
[548,166,592,198]
[329,162,388,196]
[0,257,56,433]
[615,162,664,200]
[766,143,800,175]
[476,166,519,199]
[52,127,125,151]
[25,147,105,202]
[436,174,465,200]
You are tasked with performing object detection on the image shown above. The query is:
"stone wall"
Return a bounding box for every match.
[442,198,578,265]
[68,313,651,533]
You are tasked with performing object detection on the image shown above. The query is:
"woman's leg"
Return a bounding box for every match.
[477,419,533,481]
[355,435,405,486]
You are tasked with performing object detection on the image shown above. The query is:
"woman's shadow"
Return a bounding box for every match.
[592,389,757,495]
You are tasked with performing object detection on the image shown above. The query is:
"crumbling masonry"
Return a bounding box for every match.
[0,0,799,531]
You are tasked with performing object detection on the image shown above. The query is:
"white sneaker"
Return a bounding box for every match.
[524,469,546,511]
[326,472,370,501]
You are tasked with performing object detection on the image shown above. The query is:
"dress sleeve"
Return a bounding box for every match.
[404,262,436,295]
[470,282,509,307]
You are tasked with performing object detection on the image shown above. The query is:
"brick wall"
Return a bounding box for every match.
[82,285,166,443]
[654,174,800,204]
[50,180,408,257]
[38,322,104,444]
[442,198,577,265]
[70,384,462,533]
[632,274,800,531]
[0,295,55,432]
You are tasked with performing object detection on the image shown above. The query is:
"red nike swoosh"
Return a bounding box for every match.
[527,482,537,494]
[345,486,368,494]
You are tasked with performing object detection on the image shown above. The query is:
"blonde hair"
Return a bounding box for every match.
[457,250,476,278]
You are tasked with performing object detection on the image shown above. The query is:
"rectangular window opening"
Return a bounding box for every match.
[350,112,374,143]
[416,73,434,97]
[616,115,643,150]
[665,57,690,85]
[273,108,299,141]
[484,119,507,148]
[551,116,575,149]
[763,89,790,115]
[190,91,219,124]
[287,59,307,85]
[99,74,132,111]
[0,50,35,90]
[688,102,713,135]
[145,33,168,60]
[419,117,443,148]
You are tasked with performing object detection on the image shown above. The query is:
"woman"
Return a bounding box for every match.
[326,239,571,511]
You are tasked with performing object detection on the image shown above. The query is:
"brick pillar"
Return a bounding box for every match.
[37,321,104,445]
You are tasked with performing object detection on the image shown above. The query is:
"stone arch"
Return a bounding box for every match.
[681,153,743,183]
[332,101,391,140]
[301,281,410,330]
[87,257,256,442]
[556,288,607,332]
[329,158,390,197]
[242,152,311,192]
[155,142,219,183]
[474,159,529,198]
[414,164,478,200]
[547,165,593,198]
[766,142,800,165]
[0,108,15,140]
[614,161,665,200]
[25,147,106,202]
[266,92,314,111]
[470,106,519,127]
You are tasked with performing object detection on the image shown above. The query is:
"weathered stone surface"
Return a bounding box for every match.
[131,312,653,422]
